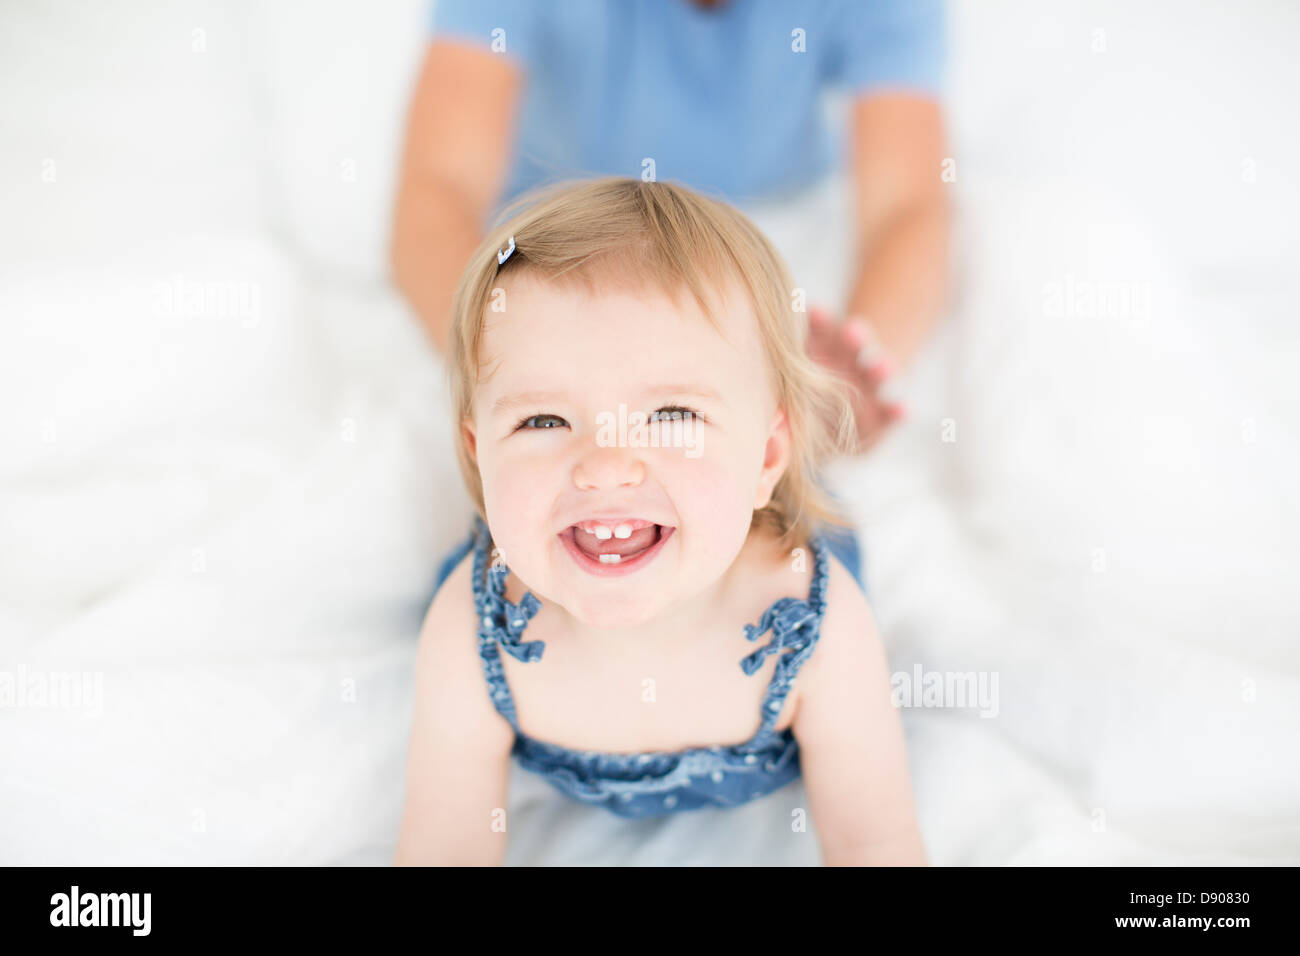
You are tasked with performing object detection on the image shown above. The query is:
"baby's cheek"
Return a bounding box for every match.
[479,467,553,584]
[669,449,754,535]
[482,462,543,530]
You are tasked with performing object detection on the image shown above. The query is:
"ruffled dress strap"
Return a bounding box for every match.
[471,515,544,730]
[739,532,831,738]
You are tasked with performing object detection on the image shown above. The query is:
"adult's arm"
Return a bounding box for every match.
[389,40,521,356]
[843,93,951,371]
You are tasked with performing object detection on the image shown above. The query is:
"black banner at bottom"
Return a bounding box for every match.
[0,865,1283,942]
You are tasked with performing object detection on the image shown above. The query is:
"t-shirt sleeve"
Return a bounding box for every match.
[833,0,946,97]
[428,0,536,66]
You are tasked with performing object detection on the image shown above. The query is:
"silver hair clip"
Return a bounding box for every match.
[496,235,517,267]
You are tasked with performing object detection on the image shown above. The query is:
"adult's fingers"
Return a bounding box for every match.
[845,316,889,373]
[807,304,833,328]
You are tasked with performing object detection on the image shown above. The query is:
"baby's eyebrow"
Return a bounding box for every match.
[491,384,725,416]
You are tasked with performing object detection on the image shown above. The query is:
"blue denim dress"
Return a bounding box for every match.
[431,514,864,819]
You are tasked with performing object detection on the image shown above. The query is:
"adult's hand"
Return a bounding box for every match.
[805,304,905,455]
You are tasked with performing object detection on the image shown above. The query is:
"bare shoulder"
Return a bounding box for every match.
[412,548,513,749]
[797,541,884,690]
[739,525,882,698]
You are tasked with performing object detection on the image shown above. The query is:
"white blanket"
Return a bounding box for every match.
[2,0,1297,865]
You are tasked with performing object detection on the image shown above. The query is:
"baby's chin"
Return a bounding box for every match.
[562,597,666,631]
[544,566,678,630]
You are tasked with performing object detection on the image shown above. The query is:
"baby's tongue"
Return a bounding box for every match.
[572,524,659,559]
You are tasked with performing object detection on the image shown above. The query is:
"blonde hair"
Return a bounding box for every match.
[446,176,858,551]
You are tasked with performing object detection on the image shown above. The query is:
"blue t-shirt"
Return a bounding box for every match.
[429,0,945,210]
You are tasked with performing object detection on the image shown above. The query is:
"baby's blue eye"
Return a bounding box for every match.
[514,413,568,431]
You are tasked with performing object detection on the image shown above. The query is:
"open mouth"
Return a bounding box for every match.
[558,521,675,577]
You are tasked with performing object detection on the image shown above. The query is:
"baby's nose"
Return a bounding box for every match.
[572,444,647,491]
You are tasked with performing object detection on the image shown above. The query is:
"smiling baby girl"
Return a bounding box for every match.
[395,177,925,866]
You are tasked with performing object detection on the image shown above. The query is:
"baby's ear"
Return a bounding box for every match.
[461,418,478,464]
[753,406,792,509]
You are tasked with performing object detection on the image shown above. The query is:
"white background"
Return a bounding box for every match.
[1,0,1297,864]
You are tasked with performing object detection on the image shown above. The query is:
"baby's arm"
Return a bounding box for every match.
[394,554,515,866]
[792,558,927,866]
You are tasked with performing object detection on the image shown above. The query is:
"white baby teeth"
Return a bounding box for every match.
[592,525,613,540]
[613,524,632,539]
[598,553,621,564]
